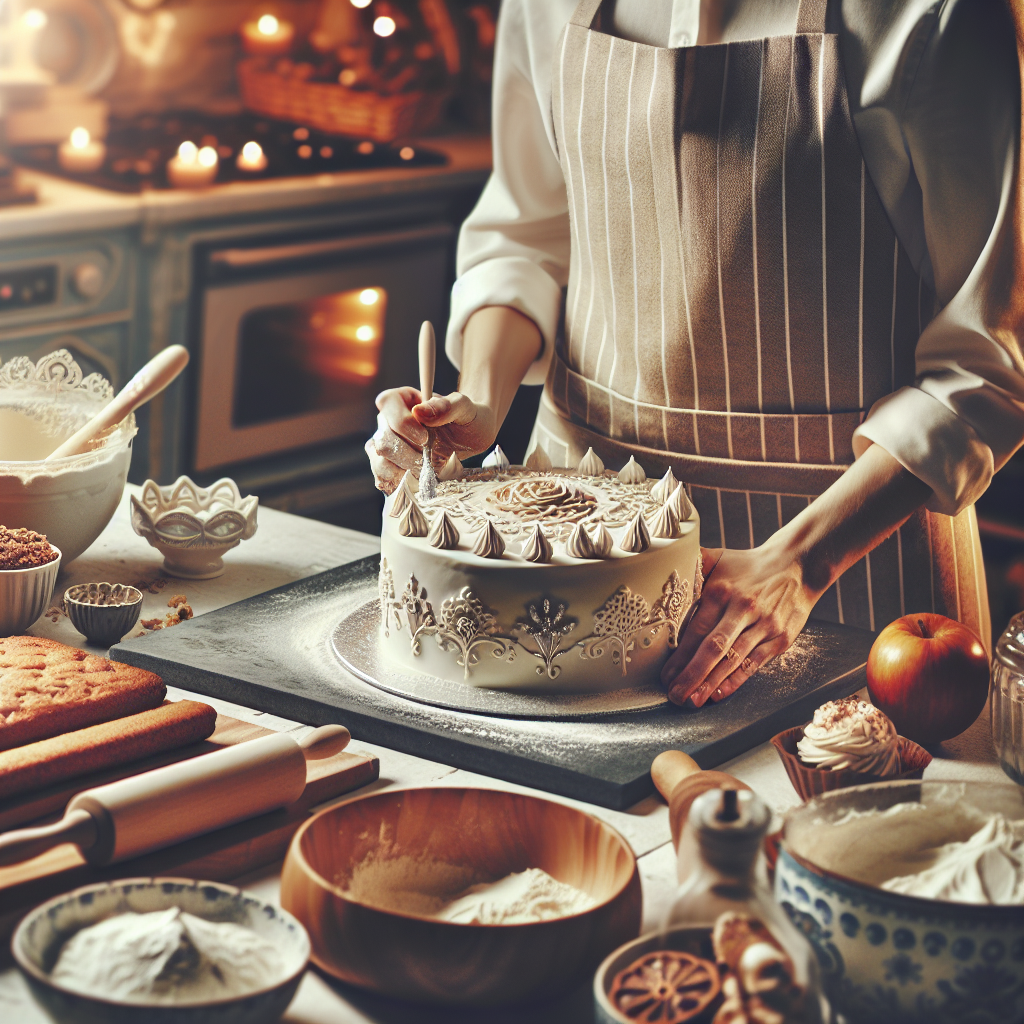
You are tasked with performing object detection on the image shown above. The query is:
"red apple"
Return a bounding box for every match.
[866,613,989,745]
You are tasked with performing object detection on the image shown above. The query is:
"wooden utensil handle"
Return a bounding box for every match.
[299,724,350,760]
[418,321,435,403]
[0,808,96,867]
[47,345,189,461]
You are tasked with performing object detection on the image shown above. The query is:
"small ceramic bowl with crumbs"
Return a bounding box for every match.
[281,786,642,1007]
[64,583,144,647]
[12,877,310,1024]
[0,526,61,637]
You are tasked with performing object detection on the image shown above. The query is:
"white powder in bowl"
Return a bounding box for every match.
[340,852,596,924]
[50,907,285,1005]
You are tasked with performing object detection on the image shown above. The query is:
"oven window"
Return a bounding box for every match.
[233,286,387,427]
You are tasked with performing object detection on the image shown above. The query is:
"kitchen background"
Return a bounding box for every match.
[0,0,1019,639]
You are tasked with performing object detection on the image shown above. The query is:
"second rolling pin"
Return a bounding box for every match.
[0,724,350,867]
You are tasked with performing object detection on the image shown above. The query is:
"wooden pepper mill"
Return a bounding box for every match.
[651,750,751,852]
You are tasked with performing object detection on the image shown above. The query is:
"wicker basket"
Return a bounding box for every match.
[238,59,449,143]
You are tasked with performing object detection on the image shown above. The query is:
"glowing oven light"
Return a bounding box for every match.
[373,16,396,37]
[355,325,375,341]
[359,289,379,305]
[257,14,279,35]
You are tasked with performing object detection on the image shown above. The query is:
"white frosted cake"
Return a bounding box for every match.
[378,447,701,693]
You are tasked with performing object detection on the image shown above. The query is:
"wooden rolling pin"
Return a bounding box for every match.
[0,700,216,800]
[0,724,350,867]
[652,750,751,851]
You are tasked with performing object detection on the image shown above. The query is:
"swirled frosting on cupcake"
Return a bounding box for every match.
[796,698,900,774]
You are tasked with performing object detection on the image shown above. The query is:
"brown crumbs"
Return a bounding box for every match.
[0,526,59,570]
[140,617,164,630]
[168,594,187,608]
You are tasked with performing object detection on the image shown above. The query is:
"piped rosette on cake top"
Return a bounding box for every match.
[377,447,702,694]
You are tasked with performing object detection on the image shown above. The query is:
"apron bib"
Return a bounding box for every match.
[528,0,989,640]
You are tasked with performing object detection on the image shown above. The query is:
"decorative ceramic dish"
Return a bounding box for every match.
[0,350,136,564]
[130,476,258,579]
[0,543,61,637]
[771,725,932,800]
[64,582,144,646]
[12,876,310,1024]
[776,780,1024,1024]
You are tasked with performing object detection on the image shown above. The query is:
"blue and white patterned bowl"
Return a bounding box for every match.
[775,781,1024,1024]
[12,877,310,1024]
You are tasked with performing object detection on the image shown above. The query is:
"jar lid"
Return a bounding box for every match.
[689,787,770,875]
[996,610,1024,674]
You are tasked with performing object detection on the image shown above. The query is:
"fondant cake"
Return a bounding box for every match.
[378,448,702,693]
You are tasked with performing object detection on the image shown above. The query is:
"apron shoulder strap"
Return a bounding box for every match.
[796,0,830,34]
[568,0,607,30]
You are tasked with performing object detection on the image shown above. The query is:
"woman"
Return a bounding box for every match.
[367,0,1023,707]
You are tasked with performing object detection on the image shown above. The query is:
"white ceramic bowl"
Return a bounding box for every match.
[130,477,258,579]
[0,350,136,565]
[0,544,61,637]
[775,780,1024,1024]
[12,877,310,1024]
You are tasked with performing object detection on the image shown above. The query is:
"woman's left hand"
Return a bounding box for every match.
[660,544,823,708]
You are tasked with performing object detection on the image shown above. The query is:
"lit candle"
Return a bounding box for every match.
[167,141,219,188]
[236,140,268,173]
[58,127,106,173]
[241,13,295,56]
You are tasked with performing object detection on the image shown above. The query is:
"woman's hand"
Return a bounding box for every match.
[661,444,934,708]
[661,545,822,708]
[364,387,498,494]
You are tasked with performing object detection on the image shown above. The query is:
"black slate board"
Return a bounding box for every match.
[111,556,874,809]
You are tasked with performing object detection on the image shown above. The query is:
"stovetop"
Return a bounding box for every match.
[9,111,447,194]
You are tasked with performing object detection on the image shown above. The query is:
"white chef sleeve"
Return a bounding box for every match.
[852,0,1024,516]
[445,0,570,386]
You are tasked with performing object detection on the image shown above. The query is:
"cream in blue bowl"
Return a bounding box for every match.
[775,780,1024,1024]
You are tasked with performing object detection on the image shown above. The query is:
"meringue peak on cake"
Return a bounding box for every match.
[472,519,506,558]
[650,468,679,504]
[525,447,552,471]
[438,453,463,481]
[666,482,693,520]
[648,502,681,539]
[482,445,510,471]
[620,512,652,553]
[521,523,553,563]
[617,456,646,484]
[590,523,613,557]
[566,521,597,559]
[427,510,460,549]
[398,499,429,538]
[577,447,605,477]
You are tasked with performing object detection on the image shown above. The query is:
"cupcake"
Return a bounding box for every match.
[771,696,931,799]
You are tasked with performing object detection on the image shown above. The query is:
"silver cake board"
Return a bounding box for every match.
[111,555,876,809]
[333,599,669,718]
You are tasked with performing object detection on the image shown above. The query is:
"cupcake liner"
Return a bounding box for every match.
[771,726,932,801]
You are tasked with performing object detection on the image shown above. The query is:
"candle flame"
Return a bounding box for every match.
[241,141,263,161]
[257,14,279,35]
[359,289,379,305]
[356,325,375,341]
[197,146,218,168]
[373,15,396,37]
[22,9,47,30]
[350,0,371,7]
[70,127,91,150]
[177,141,198,164]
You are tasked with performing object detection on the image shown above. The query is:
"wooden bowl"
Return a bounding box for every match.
[280,786,642,1007]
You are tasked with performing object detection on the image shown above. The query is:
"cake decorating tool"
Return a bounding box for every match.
[417,320,438,500]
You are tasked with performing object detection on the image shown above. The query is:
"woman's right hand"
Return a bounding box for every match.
[364,387,499,494]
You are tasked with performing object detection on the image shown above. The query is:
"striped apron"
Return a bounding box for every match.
[527,0,990,641]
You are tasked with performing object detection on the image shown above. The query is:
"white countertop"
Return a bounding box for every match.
[0,486,1006,1023]
[0,135,492,241]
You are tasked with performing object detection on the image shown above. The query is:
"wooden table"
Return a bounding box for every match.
[0,487,1006,1023]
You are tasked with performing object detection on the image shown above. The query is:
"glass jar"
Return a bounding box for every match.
[664,787,829,1023]
[992,610,1024,784]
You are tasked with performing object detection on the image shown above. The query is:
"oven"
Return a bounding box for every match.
[193,222,453,478]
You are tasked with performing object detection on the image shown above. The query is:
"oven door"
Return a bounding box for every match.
[194,223,453,473]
